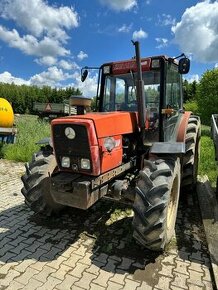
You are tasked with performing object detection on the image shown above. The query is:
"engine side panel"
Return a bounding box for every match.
[98,135,123,173]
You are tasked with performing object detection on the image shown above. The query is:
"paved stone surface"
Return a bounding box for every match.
[0,159,216,289]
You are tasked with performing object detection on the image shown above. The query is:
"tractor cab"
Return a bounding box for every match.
[82,52,190,143]
[99,58,161,142]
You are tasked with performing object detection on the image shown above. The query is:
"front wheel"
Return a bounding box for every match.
[132,157,181,251]
[21,147,64,216]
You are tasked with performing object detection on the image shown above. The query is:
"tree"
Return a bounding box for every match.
[197,68,218,125]
[190,80,197,99]
[183,79,189,102]
[183,79,198,102]
[0,83,82,114]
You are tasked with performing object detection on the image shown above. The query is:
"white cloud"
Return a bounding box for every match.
[0,68,98,96]
[35,58,80,70]
[0,71,29,85]
[132,28,148,40]
[58,60,79,70]
[70,72,98,97]
[157,14,176,26]
[0,68,71,88]
[77,51,88,61]
[118,23,133,33]
[0,0,80,66]
[155,38,168,49]
[0,0,78,40]
[0,26,70,58]
[96,24,117,35]
[99,0,137,11]
[30,66,72,87]
[172,1,218,63]
[35,56,57,66]
[185,74,200,83]
[215,63,218,68]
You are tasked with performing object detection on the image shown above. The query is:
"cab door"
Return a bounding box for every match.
[163,62,183,142]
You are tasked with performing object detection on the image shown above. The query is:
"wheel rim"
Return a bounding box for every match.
[166,174,179,237]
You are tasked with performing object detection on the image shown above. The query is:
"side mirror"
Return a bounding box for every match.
[81,69,88,82]
[178,57,190,74]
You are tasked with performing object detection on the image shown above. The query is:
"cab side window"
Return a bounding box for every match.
[166,64,182,110]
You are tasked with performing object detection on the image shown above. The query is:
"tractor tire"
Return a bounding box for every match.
[181,115,201,190]
[132,157,181,251]
[21,147,63,216]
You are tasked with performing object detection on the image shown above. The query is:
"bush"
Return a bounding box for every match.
[197,68,218,125]
[0,83,82,114]
[0,115,50,162]
[183,100,199,115]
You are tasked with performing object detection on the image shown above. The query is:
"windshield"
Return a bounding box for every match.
[102,71,160,112]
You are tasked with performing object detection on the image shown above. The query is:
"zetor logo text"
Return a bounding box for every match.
[112,60,150,74]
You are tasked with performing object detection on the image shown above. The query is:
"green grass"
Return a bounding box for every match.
[0,115,50,162]
[199,125,217,187]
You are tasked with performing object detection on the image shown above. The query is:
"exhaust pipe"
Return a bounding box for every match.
[132,41,146,144]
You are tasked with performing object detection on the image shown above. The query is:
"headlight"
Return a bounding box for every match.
[61,156,70,168]
[103,65,110,74]
[104,137,115,151]
[151,59,160,69]
[81,158,91,170]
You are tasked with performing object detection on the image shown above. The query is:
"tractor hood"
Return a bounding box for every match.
[52,111,138,138]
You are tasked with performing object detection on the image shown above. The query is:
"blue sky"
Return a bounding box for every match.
[0,0,218,97]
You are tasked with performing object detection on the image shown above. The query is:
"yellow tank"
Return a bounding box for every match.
[0,98,14,128]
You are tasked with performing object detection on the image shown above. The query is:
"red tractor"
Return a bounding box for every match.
[21,42,200,251]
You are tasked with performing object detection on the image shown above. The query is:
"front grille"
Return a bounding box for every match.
[53,124,91,171]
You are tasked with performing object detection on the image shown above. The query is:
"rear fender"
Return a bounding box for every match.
[149,112,192,156]
[176,111,192,142]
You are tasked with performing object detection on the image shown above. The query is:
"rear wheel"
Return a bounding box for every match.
[182,115,201,190]
[132,157,181,251]
[21,147,63,215]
